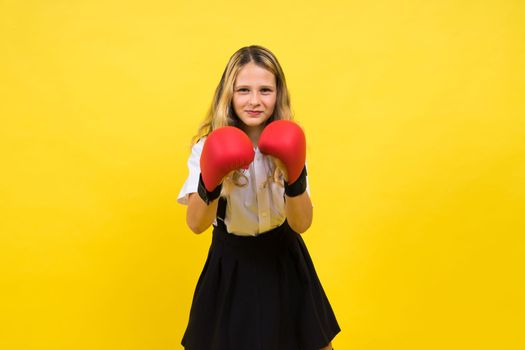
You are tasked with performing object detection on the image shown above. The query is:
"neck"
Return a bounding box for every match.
[240,125,263,146]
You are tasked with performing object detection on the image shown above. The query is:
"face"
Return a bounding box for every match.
[232,62,277,130]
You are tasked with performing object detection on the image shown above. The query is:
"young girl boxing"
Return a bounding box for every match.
[177,45,340,350]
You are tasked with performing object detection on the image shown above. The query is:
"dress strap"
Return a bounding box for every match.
[216,197,227,230]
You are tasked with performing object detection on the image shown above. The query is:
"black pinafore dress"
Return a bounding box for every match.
[181,198,340,350]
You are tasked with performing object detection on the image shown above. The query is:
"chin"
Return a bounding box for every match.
[245,120,265,127]
[240,117,268,128]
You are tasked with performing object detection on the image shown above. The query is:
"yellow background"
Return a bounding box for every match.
[1,0,524,349]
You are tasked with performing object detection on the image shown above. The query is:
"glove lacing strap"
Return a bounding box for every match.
[197,173,222,205]
[284,166,307,197]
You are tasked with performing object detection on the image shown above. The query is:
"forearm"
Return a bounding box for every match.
[186,193,219,234]
[285,191,313,234]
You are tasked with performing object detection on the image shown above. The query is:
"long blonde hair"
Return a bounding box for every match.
[192,45,294,190]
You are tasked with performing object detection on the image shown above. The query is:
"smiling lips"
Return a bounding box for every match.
[246,110,262,115]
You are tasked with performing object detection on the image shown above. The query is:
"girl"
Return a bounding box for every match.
[177,45,340,350]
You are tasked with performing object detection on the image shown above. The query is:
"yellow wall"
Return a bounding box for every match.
[1,0,524,349]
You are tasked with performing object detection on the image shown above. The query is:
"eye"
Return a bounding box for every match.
[261,88,273,94]
[237,88,249,92]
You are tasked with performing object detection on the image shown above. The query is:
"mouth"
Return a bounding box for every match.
[246,110,263,115]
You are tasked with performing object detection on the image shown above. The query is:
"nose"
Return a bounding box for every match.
[249,92,261,106]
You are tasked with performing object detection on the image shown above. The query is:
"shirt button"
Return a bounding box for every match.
[244,201,250,206]
[262,212,268,217]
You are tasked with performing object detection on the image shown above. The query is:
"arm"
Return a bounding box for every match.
[186,193,219,234]
[285,191,313,234]
[186,127,254,234]
[273,157,313,233]
[258,120,312,234]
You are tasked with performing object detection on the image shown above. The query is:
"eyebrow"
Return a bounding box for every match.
[235,85,275,89]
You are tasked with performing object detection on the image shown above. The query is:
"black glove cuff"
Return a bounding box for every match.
[284,166,307,197]
[198,173,222,205]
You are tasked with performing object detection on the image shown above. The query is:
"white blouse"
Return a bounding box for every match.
[177,138,310,236]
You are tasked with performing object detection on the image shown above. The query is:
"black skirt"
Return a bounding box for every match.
[181,220,341,350]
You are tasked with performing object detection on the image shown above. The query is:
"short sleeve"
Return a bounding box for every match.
[177,138,205,205]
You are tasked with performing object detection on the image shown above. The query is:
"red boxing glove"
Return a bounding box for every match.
[200,126,254,192]
[258,120,306,184]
